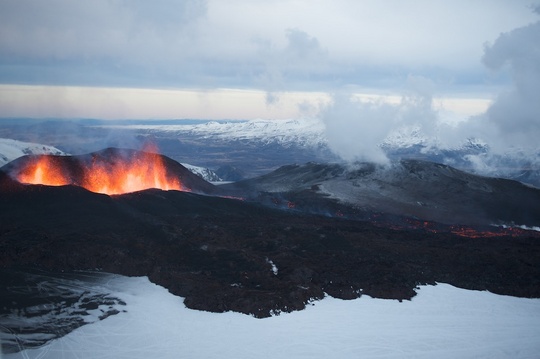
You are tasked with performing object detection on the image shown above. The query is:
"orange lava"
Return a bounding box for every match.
[15,148,182,195]
[17,156,71,187]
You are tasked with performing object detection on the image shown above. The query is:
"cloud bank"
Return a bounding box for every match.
[0,0,536,92]
[481,12,540,153]
[321,7,540,166]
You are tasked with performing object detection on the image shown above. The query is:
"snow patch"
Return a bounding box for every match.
[266,258,278,275]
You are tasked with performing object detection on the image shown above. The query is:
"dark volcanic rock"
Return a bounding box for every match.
[1,171,540,318]
[222,160,540,227]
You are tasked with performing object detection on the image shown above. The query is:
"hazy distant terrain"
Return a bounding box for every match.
[1,118,539,186]
[0,119,337,180]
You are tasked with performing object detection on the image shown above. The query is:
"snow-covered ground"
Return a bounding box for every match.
[0,138,66,167]
[5,276,540,359]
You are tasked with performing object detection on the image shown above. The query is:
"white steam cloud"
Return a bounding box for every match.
[321,8,540,169]
[321,76,440,164]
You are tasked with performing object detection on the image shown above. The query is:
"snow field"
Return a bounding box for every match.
[5,276,540,359]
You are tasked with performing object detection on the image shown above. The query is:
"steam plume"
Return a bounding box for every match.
[321,8,540,172]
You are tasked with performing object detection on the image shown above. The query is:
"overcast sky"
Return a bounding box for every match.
[0,0,538,120]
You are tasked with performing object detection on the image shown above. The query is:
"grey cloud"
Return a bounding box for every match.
[123,0,207,28]
[0,1,537,94]
[284,28,327,64]
[0,1,335,90]
[481,15,540,152]
[0,0,208,86]
[321,8,540,166]
[256,28,329,106]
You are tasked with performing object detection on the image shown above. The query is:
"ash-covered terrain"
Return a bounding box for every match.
[223,160,540,227]
[1,126,540,352]
[1,167,539,312]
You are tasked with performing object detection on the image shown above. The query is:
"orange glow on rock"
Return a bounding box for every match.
[15,148,183,195]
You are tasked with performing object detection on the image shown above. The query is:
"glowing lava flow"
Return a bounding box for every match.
[15,150,183,195]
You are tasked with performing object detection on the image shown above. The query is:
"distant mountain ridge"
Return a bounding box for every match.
[99,118,327,148]
[96,119,540,187]
[1,119,538,187]
[223,159,540,228]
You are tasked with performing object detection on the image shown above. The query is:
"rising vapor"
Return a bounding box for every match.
[321,7,540,174]
[320,76,439,164]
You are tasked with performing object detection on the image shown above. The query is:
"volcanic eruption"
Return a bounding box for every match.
[3,147,218,196]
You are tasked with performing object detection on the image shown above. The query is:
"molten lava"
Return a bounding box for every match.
[17,156,71,187]
[15,149,183,195]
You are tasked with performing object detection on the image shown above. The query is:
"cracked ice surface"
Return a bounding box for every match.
[4,276,540,359]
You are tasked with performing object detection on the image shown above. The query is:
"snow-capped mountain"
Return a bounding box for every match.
[0,138,67,166]
[100,118,327,148]
[382,130,540,188]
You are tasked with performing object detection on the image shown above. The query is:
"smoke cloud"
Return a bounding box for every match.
[448,8,540,177]
[321,8,540,170]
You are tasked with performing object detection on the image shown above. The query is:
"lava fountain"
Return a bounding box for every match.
[14,147,183,195]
